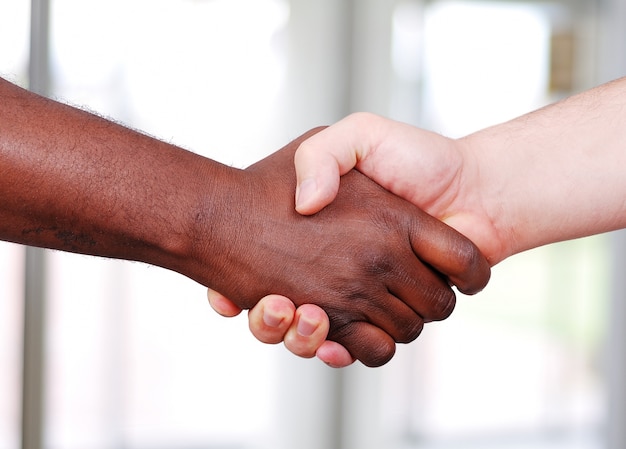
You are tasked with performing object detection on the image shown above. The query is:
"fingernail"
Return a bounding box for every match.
[297,316,317,337]
[263,309,283,328]
[295,178,317,210]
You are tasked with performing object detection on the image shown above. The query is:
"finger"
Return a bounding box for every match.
[329,321,396,367]
[294,113,380,215]
[408,212,491,295]
[342,289,426,344]
[248,295,296,344]
[316,341,355,368]
[375,236,457,324]
[283,304,331,358]
[207,289,242,317]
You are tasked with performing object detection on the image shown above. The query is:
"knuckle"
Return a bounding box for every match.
[325,307,356,333]
[283,335,316,359]
[428,286,457,321]
[456,239,482,271]
[357,245,395,278]
[333,278,380,311]
[327,321,396,368]
[395,318,424,344]
[453,240,491,293]
[362,340,396,367]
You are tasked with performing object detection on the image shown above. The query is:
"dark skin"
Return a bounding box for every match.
[0,77,490,366]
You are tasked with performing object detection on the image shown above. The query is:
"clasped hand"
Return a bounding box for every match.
[204,128,490,367]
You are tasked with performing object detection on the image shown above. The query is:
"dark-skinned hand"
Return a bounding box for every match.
[199,129,490,366]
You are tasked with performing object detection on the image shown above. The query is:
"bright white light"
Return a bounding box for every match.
[392,1,424,83]
[422,1,550,136]
[0,1,29,83]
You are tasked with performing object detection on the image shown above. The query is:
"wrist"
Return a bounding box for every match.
[169,160,250,291]
[450,134,511,265]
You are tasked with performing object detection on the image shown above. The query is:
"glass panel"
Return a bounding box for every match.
[0,243,24,449]
[0,0,30,86]
[0,2,31,448]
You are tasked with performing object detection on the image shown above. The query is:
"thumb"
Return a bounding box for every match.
[294,150,343,215]
[207,289,242,317]
[294,113,377,215]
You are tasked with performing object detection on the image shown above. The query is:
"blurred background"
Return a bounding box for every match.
[1,0,625,448]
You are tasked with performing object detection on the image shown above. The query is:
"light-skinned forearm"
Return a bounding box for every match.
[458,76,626,263]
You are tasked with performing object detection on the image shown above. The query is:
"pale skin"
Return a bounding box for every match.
[211,76,626,367]
[0,76,490,367]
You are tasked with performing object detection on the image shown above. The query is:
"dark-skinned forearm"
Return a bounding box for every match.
[0,77,233,285]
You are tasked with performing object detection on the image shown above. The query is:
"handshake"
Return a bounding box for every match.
[200,118,492,368]
[5,76,622,368]
[204,72,626,366]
